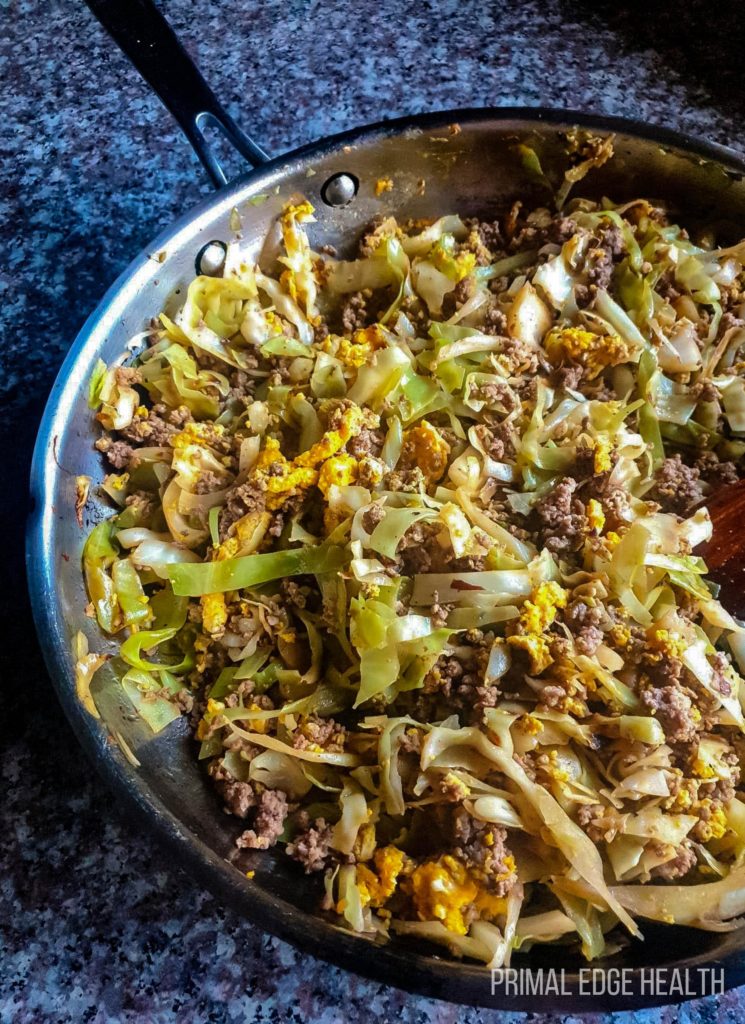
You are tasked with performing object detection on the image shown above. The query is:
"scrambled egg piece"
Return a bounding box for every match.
[357,846,408,908]
[104,472,127,493]
[408,855,478,935]
[195,697,226,740]
[319,453,360,533]
[246,405,369,513]
[440,771,471,800]
[518,581,568,634]
[692,757,717,780]
[318,454,358,496]
[171,420,225,449]
[694,800,728,842]
[408,854,514,935]
[515,713,544,736]
[201,592,227,634]
[609,623,631,649]
[400,421,450,483]
[243,702,270,734]
[507,633,553,675]
[474,890,509,920]
[666,778,698,812]
[264,463,318,512]
[323,325,387,368]
[216,510,271,560]
[541,748,571,784]
[645,628,687,661]
[591,436,613,474]
[586,498,606,533]
[281,200,315,227]
[508,583,567,674]
[264,309,285,336]
[375,177,394,196]
[544,327,632,380]
[604,530,621,552]
[430,239,476,283]
[295,404,367,467]
[358,455,385,488]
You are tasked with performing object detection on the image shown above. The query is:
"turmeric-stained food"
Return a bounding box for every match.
[84,182,745,967]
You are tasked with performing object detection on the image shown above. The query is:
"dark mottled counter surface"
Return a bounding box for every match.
[3,0,745,1020]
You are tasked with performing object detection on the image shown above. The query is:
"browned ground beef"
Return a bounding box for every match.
[286,817,334,873]
[586,249,614,291]
[291,714,346,752]
[476,219,503,254]
[711,652,734,696]
[641,685,698,743]
[218,480,267,539]
[423,655,464,696]
[600,485,631,527]
[575,802,624,844]
[347,427,385,458]
[552,364,584,390]
[547,217,577,244]
[482,304,508,335]
[452,276,475,307]
[564,600,605,655]
[649,454,705,515]
[431,807,517,896]
[236,789,289,850]
[208,761,257,819]
[97,438,135,469]
[398,520,445,574]
[695,450,739,487]
[651,843,697,880]
[227,369,256,403]
[340,292,368,333]
[194,470,225,494]
[358,215,394,257]
[535,477,586,553]
[120,403,192,446]
[384,467,426,492]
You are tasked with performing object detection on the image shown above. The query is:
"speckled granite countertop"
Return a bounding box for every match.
[4,0,745,1021]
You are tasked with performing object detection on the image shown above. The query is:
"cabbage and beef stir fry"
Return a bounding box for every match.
[84,181,745,965]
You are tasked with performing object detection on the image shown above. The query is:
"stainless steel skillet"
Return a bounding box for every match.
[26,0,745,1009]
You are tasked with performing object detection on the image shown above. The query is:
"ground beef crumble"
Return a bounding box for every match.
[291,714,346,752]
[575,802,625,844]
[534,477,586,553]
[209,760,257,819]
[641,685,699,743]
[96,438,135,469]
[651,843,697,880]
[340,291,368,333]
[695,450,740,487]
[236,789,289,850]
[431,806,517,896]
[286,816,335,873]
[347,427,385,458]
[649,455,705,515]
[564,600,605,655]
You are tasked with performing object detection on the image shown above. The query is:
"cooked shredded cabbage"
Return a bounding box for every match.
[82,156,745,965]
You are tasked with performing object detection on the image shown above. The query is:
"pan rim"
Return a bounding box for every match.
[26,105,745,1011]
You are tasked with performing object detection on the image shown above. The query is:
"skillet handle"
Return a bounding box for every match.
[84,0,270,187]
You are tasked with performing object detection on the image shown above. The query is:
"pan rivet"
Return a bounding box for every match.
[321,173,358,207]
[196,240,228,276]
